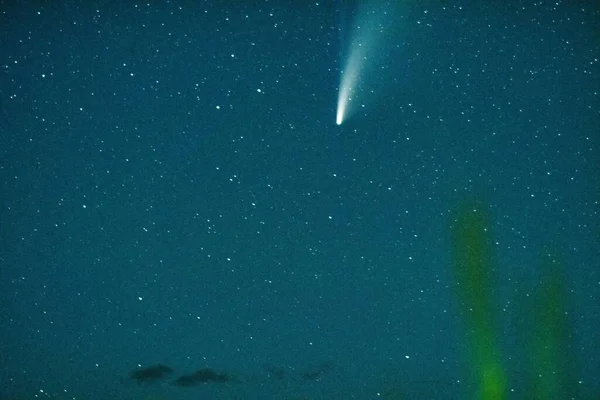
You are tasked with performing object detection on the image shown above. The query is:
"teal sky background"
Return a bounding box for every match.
[1,2,598,399]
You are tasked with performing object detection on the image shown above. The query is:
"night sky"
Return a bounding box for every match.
[1,1,598,399]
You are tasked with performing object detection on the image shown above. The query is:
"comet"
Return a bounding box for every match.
[335,2,401,126]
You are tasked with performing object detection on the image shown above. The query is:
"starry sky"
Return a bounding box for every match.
[0,1,598,399]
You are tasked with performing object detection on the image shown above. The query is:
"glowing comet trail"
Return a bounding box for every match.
[335,2,401,126]
[336,45,363,125]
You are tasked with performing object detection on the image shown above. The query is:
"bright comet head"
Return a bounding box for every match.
[335,104,343,125]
